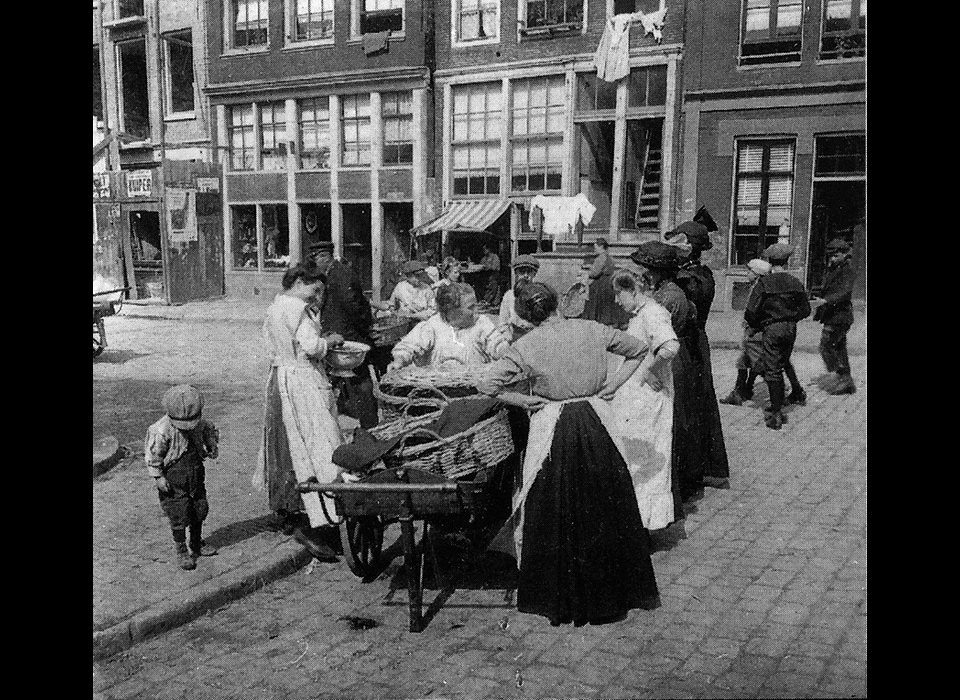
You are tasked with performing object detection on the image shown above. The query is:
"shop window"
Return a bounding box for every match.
[301,204,332,250]
[814,134,865,177]
[819,0,865,60]
[740,0,803,66]
[452,82,502,196]
[510,76,565,193]
[117,39,150,140]
[290,0,334,42]
[576,72,618,112]
[164,31,195,116]
[456,0,499,43]
[262,205,290,267]
[260,102,287,171]
[521,0,584,35]
[341,94,371,167]
[299,97,331,169]
[93,47,103,122]
[359,0,404,35]
[627,66,667,108]
[230,0,269,48]
[229,105,255,171]
[118,0,145,19]
[382,91,413,165]
[731,139,796,265]
[231,205,258,269]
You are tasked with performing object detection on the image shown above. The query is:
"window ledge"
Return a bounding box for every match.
[816,55,865,64]
[221,46,271,58]
[379,164,413,170]
[164,112,196,122]
[120,139,153,149]
[518,23,583,40]
[282,38,336,51]
[736,59,803,70]
[339,165,373,170]
[294,168,332,173]
[453,36,501,48]
[104,16,147,30]
[346,33,406,46]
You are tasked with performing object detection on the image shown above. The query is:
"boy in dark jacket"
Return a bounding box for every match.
[744,244,811,430]
[812,238,857,395]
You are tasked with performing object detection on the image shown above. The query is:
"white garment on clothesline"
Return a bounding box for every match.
[529,193,597,238]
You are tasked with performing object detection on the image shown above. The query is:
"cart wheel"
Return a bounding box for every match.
[340,515,384,578]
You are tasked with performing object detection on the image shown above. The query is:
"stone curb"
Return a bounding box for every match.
[92,541,312,661]
[93,436,123,478]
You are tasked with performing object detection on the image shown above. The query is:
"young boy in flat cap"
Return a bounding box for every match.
[811,238,857,395]
[498,254,540,342]
[145,385,220,570]
[744,244,811,430]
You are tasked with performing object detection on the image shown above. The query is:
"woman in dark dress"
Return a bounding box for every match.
[478,283,660,627]
[582,238,629,328]
[668,221,731,487]
[630,241,703,508]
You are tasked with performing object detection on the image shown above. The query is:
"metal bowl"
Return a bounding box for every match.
[325,341,371,377]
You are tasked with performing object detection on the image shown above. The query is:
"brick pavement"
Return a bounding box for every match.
[94,309,866,699]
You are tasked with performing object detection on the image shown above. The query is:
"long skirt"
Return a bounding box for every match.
[517,401,660,626]
[671,338,703,505]
[691,328,730,480]
[584,273,629,328]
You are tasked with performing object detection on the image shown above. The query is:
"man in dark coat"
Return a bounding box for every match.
[666,216,730,487]
[307,241,379,428]
[812,238,857,395]
[744,243,811,430]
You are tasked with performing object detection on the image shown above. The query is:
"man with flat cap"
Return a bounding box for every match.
[306,240,379,428]
[498,254,540,343]
[811,238,857,395]
[745,243,811,430]
[665,213,730,487]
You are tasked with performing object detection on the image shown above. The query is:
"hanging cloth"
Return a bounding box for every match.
[592,9,668,83]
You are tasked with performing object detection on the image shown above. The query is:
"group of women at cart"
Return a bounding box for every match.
[255,217,730,629]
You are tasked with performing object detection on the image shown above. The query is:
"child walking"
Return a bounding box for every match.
[145,385,220,570]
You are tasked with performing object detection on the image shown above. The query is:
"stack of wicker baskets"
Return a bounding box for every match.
[369,365,515,481]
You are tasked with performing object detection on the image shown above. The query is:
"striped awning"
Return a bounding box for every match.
[411,199,511,237]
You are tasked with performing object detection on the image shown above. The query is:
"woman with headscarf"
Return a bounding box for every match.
[630,240,703,509]
[477,282,660,627]
[610,265,681,531]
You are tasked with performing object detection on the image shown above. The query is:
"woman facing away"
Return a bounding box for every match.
[610,266,681,532]
[478,282,660,627]
[582,237,629,329]
[253,263,347,562]
[387,282,508,372]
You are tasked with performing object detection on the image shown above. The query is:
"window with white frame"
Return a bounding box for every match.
[260,102,287,171]
[820,0,865,59]
[230,0,269,48]
[290,0,334,42]
[299,97,331,169]
[510,76,564,193]
[456,0,499,42]
[740,0,803,65]
[229,105,255,171]
[164,31,195,116]
[522,0,583,32]
[452,82,502,196]
[360,0,404,35]
[382,91,413,165]
[731,140,796,265]
[341,94,371,166]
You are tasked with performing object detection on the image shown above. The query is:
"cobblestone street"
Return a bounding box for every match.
[93,310,866,699]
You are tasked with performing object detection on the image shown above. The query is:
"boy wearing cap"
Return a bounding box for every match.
[812,239,857,395]
[744,244,811,430]
[145,385,220,570]
[498,255,539,342]
[375,260,437,320]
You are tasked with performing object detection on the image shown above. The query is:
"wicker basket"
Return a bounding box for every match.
[375,365,493,421]
[371,408,514,481]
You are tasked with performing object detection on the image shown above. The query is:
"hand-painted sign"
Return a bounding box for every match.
[126,170,153,197]
[196,177,220,193]
[93,173,111,199]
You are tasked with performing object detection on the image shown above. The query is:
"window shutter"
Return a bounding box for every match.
[768,143,795,172]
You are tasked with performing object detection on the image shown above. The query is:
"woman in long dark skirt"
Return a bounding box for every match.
[582,238,629,329]
[479,283,660,627]
[630,241,704,507]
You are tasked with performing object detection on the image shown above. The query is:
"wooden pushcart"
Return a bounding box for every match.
[93,288,129,357]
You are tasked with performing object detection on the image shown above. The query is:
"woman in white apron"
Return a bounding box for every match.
[610,267,681,532]
[254,263,346,561]
[478,282,660,627]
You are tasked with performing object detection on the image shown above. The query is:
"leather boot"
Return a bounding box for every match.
[764,380,786,430]
[743,370,758,400]
[720,370,751,406]
[175,541,196,570]
[784,364,806,405]
[293,526,339,562]
[720,389,745,406]
[829,373,857,395]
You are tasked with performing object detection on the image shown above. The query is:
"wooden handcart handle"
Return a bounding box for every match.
[296,481,458,494]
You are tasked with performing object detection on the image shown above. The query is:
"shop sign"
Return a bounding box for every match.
[93,173,111,200]
[126,170,153,197]
[196,177,220,193]
[166,188,197,244]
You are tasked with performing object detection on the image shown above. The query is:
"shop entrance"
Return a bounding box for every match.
[808,180,865,299]
[128,208,165,300]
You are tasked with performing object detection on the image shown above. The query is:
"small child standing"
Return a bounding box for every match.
[145,385,220,570]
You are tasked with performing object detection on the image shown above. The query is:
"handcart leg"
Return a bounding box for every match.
[399,516,424,633]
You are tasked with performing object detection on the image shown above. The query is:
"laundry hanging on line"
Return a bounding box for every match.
[529,194,597,240]
[592,8,667,83]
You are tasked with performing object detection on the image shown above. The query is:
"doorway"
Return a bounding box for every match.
[808,180,865,298]
[128,209,164,299]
